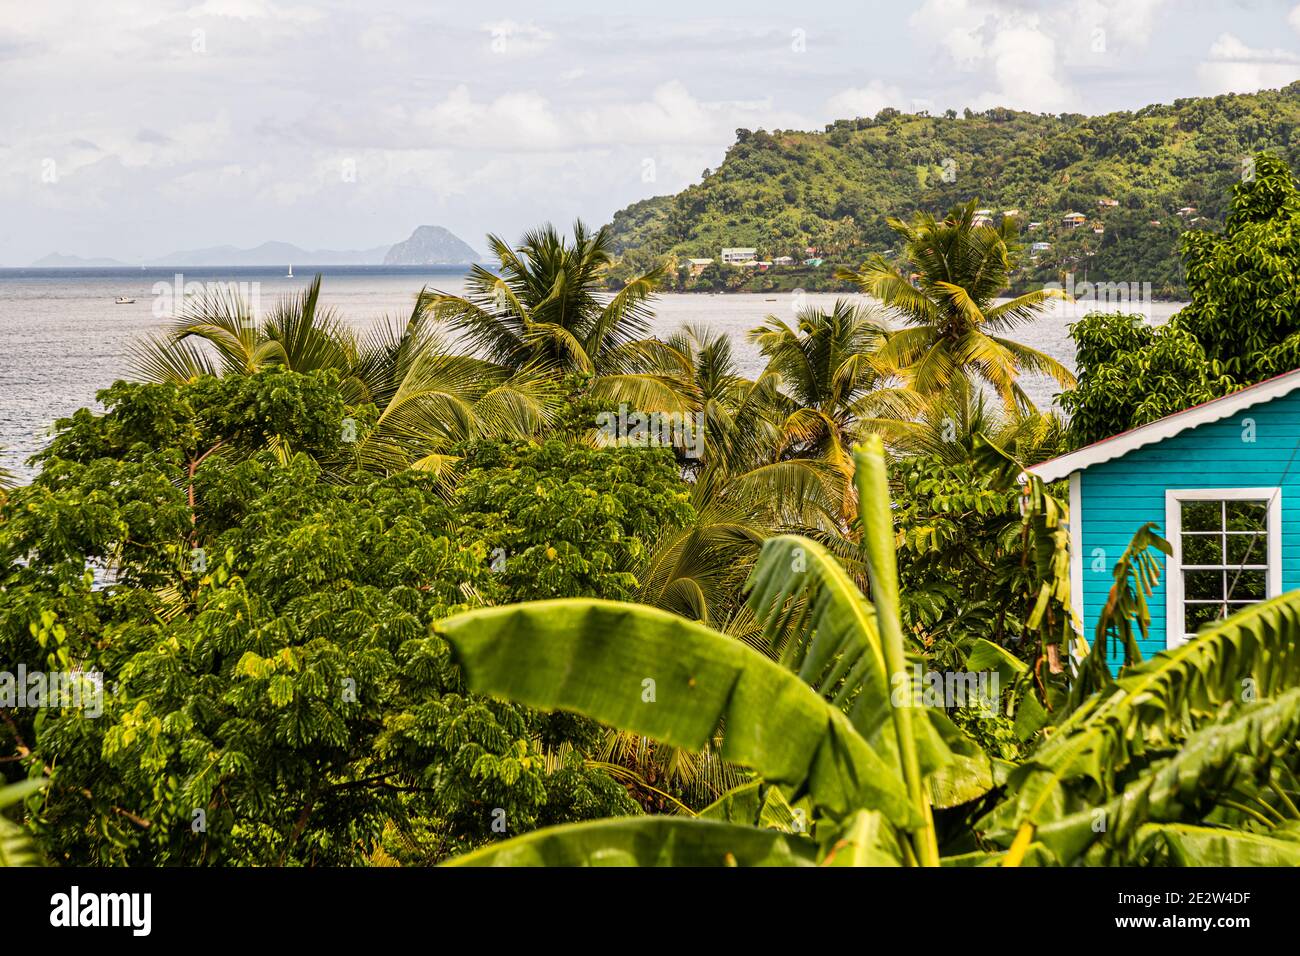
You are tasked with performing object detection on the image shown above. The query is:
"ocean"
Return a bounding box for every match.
[0,265,1188,481]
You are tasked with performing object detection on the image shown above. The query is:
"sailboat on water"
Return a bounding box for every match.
[286,264,294,278]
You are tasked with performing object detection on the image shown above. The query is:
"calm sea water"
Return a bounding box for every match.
[0,266,1188,481]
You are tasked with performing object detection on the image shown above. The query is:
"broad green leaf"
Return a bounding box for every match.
[443,817,818,867]
[821,810,904,867]
[965,637,1029,681]
[1135,824,1300,866]
[988,687,1300,863]
[438,598,919,825]
[982,591,1300,838]
[0,780,46,868]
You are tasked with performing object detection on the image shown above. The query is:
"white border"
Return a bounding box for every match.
[1068,471,1084,661]
[1164,487,1282,649]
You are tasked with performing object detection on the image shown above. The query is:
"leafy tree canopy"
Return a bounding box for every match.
[0,372,707,864]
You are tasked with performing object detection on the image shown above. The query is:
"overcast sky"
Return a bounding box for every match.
[3,0,1300,264]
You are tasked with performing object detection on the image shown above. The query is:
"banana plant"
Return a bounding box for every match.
[981,587,1300,865]
[0,779,46,867]
[437,436,977,866]
[435,436,1300,866]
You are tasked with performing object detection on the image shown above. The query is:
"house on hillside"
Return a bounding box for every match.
[1097,198,1120,208]
[721,247,757,265]
[686,258,714,276]
[1028,371,1300,669]
[973,208,994,227]
[1062,211,1088,229]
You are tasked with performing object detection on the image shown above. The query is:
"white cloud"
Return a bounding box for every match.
[909,0,1073,112]
[0,0,1288,264]
[1074,0,1168,49]
[573,81,803,147]
[482,19,553,56]
[1198,32,1300,95]
[907,0,1173,113]
[981,23,1070,112]
[185,0,324,23]
[285,80,806,152]
[825,81,905,120]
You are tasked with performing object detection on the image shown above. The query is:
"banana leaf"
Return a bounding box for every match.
[443,816,818,867]
[988,687,1300,863]
[981,592,1300,840]
[437,598,919,826]
[1134,823,1300,866]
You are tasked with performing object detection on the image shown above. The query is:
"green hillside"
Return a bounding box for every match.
[607,84,1300,297]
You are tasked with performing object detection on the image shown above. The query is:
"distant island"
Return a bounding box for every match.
[383,225,480,266]
[29,225,482,268]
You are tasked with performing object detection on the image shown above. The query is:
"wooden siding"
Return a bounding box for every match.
[1078,389,1300,665]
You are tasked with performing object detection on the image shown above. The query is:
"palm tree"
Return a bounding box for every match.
[748,299,921,519]
[890,376,1065,466]
[340,314,559,476]
[838,200,1075,410]
[420,221,693,412]
[129,275,360,391]
[648,323,847,532]
[129,275,558,476]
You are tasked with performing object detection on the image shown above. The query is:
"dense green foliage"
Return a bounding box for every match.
[609,85,1300,297]
[1060,152,1300,446]
[0,375,693,864]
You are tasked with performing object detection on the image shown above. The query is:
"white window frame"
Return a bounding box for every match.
[1165,488,1282,649]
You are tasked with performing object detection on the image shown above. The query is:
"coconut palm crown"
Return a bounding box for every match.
[838,199,1075,410]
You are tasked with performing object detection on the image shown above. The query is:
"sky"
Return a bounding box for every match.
[3,0,1300,264]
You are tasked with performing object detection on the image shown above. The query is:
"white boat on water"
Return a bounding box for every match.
[114,296,135,304]
[286,264,294,277]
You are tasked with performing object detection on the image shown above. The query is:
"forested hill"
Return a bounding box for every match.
[607,84,1300,297]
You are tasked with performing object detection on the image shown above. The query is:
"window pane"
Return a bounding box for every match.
[1181,533,1222,565]
[1185,602,1226,632]
[1181,500,1222,532]
[1225,500,1268,534]
[1225,602,1256,620]
[1184,569,1224,600]
[1227,569,1267,601]
[1226,533,1267,565]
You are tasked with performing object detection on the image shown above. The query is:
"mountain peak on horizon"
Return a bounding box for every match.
[383,225,480,266]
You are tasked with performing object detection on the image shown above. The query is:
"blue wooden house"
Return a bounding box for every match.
[1029,370,1300,667]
